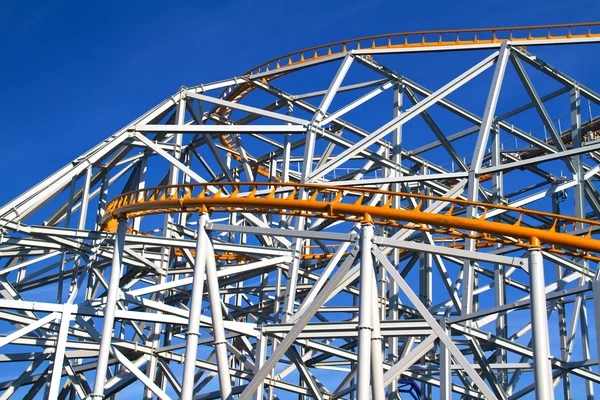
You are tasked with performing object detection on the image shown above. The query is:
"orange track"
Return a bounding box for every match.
[102,182,600,262]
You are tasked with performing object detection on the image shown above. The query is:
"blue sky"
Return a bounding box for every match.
[1,0,600,204]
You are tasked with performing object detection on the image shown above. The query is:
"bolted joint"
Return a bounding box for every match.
[198,205,210,214]
[361,213,374,226]
[357,325,374,332]
[528,236,541,249]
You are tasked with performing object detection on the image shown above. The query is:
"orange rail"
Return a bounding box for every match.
[214,22,600,179]
[101,182,600,262]
[247,22,600,76]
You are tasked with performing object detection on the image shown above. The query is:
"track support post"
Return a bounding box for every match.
[357,218,375,398]
[91,217,127,399]
[205,230,233,399]
[181,212,209,399]
[528,237,554,400]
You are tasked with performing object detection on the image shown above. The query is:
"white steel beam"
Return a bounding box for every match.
[372,245,499,400]
[91,219,126,399]
[308,51,498,181]
[186,92,309,125]
[133,124,307,133]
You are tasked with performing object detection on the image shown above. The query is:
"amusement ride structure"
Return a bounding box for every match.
[2,22,600,399]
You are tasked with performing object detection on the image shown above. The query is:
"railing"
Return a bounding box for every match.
[247,22,600,76]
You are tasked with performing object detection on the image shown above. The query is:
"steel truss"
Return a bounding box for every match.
[1,22,600,399]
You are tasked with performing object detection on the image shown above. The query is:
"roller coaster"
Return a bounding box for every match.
[1,22,600,399]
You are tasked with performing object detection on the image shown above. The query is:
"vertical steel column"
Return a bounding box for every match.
[419,164,432,310]
[357,220,374,399]
[569,86,594,399]
[491,126,507,388]
[419,164,432,399]
[550,191,571,399]
[270,266,282,400]
[371,278,385,400]
[439,318,452,400]
[48,306,73,399]
[593,277,600,363]
[253,328,268,400]
[351,290,358,400]
[180,213,209,400]
[578,285,594,399]
[557,262,571,400]
[205,234,233,399]
[282,234,304,322]
[570,87,585,224]
[282,102,293,183]
[387,83,402,400]
[91,218,126,399]
[528,238,554,400]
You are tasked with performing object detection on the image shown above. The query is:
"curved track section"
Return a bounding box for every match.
[102,182,600,260]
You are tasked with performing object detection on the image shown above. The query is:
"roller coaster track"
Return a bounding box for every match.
[102,182,600,262]
[215,22,600,179]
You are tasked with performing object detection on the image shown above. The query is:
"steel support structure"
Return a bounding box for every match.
[1,22,600,399]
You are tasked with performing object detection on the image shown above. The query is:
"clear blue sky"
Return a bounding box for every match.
[1,0,598,202]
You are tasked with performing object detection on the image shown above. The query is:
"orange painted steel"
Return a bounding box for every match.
[214,22,600,179]
[101,182,600,261]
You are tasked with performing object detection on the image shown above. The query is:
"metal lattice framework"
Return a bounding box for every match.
[1,22,600,399]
